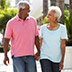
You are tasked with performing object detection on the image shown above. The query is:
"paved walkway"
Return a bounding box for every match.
[0,48,72,72]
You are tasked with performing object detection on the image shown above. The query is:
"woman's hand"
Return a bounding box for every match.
[34,52,40,61]
[59,61,64,70]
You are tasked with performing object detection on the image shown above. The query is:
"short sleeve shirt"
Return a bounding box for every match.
[5,15,39,57]
[40,24,68,62]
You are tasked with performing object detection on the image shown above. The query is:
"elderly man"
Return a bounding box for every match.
[3,1,40,72]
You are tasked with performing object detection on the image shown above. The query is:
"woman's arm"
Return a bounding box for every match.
[59,39,66,70]
[40,38,43,48]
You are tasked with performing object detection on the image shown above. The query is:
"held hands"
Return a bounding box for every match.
[34,52,40,61]
[3,56,9,66]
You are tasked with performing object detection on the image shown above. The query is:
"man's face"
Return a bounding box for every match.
[20,4,30,18]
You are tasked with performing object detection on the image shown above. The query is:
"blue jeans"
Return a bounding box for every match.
[40,59,61,72]
[12,55,37,72]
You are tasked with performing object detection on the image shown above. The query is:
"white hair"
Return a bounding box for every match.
[48,6,62,20]
[17,1,30,11]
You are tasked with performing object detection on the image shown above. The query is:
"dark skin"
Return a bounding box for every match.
[4,38,10,65]
[35,11,66,70]
[19,4,30,20]
[59,39,66,70]
[34,36,40,58]
[47,11,66,70]
[3,4,40,66]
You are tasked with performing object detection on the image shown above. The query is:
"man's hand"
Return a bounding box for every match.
[3,56,9,66]
[34,52,40,61]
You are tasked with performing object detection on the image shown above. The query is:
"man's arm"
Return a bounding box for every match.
[35,36,40,56]
[3,38,10,66]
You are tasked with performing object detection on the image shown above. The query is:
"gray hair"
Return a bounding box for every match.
[17,1,30,11]
[48,6,62,20]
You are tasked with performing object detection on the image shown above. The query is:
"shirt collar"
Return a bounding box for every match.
[16,14,30,21]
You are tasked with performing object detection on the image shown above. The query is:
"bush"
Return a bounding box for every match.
[0,14,4,31]
[44,17,49,24]
[64,10,72,46]
[0,8,18,32]
[0,45,10,52]
[64,11,72,39]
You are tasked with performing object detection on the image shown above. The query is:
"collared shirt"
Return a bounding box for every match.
[40,24,68,63]
[5,15,39,57]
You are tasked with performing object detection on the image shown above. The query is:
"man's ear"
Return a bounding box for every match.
[19,8,23,13]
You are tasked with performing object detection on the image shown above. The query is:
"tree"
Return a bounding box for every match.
[0,13,11,37]
[0,0,6,9]
[51,0,56,6]
[0,0,10,38]
[64,10,72,46]
[69,0,72,13]
[0,0,10,9]
[0,9,18,38]
[43,0,48,18]
[58,0,64,24]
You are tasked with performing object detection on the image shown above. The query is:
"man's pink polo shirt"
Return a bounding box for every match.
[5,15,39,57]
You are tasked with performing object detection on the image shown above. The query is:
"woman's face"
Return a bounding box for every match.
[47,10,57,23]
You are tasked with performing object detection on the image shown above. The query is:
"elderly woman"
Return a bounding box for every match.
[40,6,68,72]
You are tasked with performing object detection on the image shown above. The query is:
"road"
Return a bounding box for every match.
[0,47,72,72]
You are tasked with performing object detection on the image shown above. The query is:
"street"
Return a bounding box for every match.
[0,46,72,72]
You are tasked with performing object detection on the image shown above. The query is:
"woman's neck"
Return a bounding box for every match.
[49,22,58,27]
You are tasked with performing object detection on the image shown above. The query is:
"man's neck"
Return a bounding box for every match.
[18,14,27,21]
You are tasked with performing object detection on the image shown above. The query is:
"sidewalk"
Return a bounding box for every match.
[0,47,72,72]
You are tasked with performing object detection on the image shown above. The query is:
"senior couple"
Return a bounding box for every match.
[3,1,68,72]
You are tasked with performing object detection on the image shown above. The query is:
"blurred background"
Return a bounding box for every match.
[0,0,72,72]
[0,0,72,46]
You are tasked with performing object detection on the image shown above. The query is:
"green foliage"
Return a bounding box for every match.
[0,8,18,31]
[64,4,69,10]
[0,0,10,9]
[8,8,18,17]
[5,0,10,9]
[0,14,4,31]
[0,9,6,14]
[64,10,69,17]
[64,10,72,39]
[0,44,10,52]
[0,0,6,9]
[44,17,49,24]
